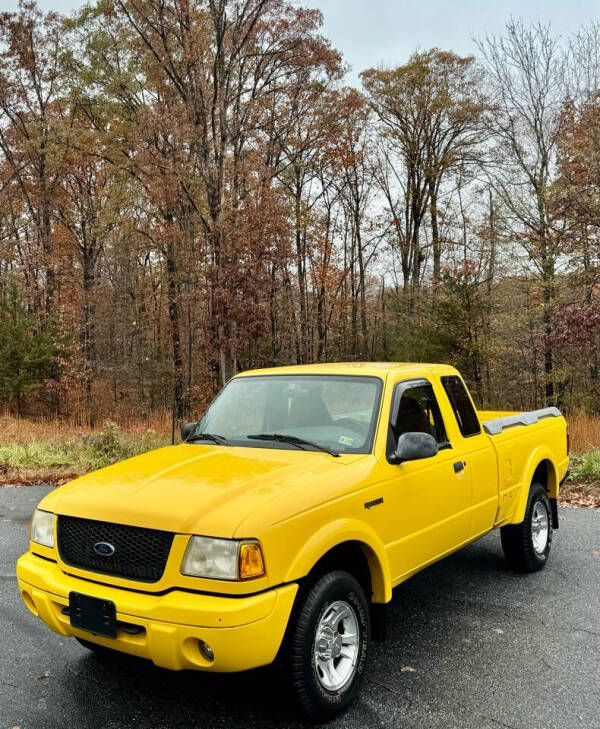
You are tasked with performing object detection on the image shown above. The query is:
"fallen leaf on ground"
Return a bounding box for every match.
[559,490,600,509]
[400,666,416,672]
[493,628,504,634]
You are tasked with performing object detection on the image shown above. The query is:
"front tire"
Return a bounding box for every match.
[287,570,370,721]
[501,482,552,572]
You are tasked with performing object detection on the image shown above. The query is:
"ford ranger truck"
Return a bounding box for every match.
[17,363,569,720]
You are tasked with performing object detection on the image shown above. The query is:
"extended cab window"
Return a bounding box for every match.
[441,375,481,437]
[388,382,448,459]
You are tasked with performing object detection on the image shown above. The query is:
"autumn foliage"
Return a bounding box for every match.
[0,3,598,428]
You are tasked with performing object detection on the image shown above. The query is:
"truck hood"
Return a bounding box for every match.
[40,444,366,537]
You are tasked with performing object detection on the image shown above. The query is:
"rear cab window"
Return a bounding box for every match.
[440,375,481,437]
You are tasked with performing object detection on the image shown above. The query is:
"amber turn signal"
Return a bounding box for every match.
[239,542,265,579]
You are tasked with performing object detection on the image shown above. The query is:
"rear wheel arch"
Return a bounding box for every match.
[511,452,559,524]
[532,458,558,499]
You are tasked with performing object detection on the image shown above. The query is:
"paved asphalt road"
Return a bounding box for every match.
[1,485,599,729]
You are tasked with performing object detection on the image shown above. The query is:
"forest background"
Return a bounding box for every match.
[0,0,597,498]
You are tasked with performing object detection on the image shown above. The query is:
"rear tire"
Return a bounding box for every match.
[287,570,370,721]
[501,482,552,572]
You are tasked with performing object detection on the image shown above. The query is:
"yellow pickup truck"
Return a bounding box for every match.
[17,363,569,719]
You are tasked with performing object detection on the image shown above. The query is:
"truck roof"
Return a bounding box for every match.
[236,362,459,380]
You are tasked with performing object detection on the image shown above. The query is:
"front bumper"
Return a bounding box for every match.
[17,551,297,672]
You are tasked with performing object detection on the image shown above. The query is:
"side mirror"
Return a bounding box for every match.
[392,432,438,463]
[181,422,197,442]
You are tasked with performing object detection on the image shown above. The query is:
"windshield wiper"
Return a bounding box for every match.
[186,432,228,445]
[246,433,340,457]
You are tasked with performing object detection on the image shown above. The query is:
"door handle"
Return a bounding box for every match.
[453,461,466,473]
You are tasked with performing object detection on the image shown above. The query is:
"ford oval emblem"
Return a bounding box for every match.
[94,541,116,557]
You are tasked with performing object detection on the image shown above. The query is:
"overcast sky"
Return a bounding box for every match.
[5,0,599,83]
[303,0,599,81]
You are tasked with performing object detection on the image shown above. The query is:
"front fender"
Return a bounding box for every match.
[509,447,559,525]
[284,518,392,603]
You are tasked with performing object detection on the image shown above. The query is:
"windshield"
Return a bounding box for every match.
[191,375,382,455]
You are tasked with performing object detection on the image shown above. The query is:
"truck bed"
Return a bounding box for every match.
[477,407,568,527]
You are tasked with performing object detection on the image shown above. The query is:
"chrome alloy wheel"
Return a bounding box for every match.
[313,599,360,691]
[531,500,549,554]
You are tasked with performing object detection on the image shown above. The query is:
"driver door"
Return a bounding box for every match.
[382,378,472,582]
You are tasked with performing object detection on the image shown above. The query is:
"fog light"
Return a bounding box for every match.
[199,640,214,662]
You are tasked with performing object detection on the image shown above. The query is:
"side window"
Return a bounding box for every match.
[388,382,448,457]
[441,375,481,437]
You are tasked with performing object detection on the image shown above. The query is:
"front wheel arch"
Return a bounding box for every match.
[284,521,392,604]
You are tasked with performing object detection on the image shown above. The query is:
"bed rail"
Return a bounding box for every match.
[482,407,562,436]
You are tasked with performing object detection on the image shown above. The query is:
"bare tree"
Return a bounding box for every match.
[477,21,564,404]
[0,3,70,316]
[362,50,486,299]
[565,21,600,101]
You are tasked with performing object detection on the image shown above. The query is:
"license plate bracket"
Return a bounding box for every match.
[69,592,117,639]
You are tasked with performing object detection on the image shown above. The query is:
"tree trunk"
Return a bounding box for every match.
[82,251,96,427]
[165,242,184,420]
[542,255,555,405]
[350,233,358,356]
[269,263,279,363]
[484,189,496,404]
[380,278,389,360]
[356,222,368,358]
[538,186,555,406]
[294,178,308,363]
[429,179,441,287]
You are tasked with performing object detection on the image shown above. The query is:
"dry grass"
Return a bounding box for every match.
[561,415,599,507]
[0,410,173,445]
[0,413,171,485]
[3,410,595,447]
[567,412,599,455]
[0,412,598,501]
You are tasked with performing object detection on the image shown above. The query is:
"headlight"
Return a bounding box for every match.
[30,509,55,548]
[181,536,265,580]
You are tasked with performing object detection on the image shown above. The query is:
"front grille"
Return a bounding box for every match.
[57,515,174,583]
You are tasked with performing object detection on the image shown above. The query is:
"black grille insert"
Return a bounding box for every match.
[57,515,174,583]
